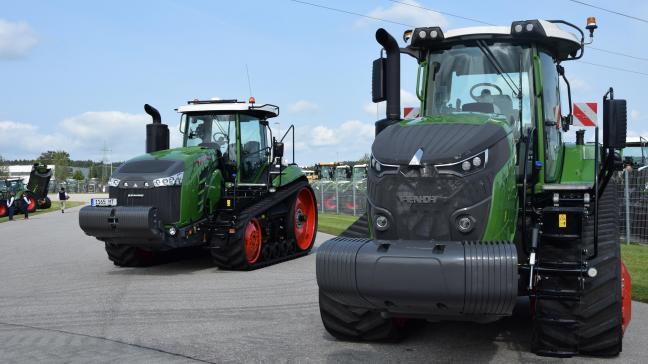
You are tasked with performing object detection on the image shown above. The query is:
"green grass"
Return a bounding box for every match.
[621,244,648,303]
[316,215,648,303]
[317,213,360,236]
[0,201,84,223]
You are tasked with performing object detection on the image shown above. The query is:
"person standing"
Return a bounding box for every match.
[7,192,15,221]
[21,193,30,219]
[58,187,68,213]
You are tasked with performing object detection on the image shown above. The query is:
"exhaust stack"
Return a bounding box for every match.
[145,104,169,153]
[375,28,401,135]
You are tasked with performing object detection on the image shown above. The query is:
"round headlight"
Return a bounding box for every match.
[514,24,523,33]
[418,30,427,38]
[375,215,389,231]
[430,30,438,38]
[169,227,177,236]
[457,215,475,234]
[472,156,482,167]
[526,23,534,31]
[461,161,471,171]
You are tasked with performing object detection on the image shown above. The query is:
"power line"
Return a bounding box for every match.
[287,0,648,73]
[288,0,412,27]
[567,0,648,24]
[580,61,648,77]
[387,0,495,26]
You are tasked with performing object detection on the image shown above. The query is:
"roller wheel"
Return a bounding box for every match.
[211,217,263,270]
[288,187,317,252]
[319,290,404,341]
[0,200,7,217]
[105,242,156,267]
[532,179,624,357]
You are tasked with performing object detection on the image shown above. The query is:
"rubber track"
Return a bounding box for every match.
[105,243,155,267]
[533,179,623,357]
[210,179,313,270]
[319,290,402,341]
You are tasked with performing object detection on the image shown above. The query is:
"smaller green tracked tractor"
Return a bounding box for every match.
[79,98,317,269]
[0,164,52,217]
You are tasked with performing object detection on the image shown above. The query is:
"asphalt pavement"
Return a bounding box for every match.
[1,205,647,363]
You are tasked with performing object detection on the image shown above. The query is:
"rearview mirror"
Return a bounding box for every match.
[273,140,284,160]
[603,99,627,149]
[178,117,187,134]
[372,58,387,103]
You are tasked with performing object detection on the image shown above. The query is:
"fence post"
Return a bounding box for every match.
[320,183,324,213]
[352,182,357,216]
[625,168,631,245]
[335,181,339,215]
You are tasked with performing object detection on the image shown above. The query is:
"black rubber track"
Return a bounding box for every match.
[210,179,315,270]
[319,290,403,341]
[532,179,623,357]
[105,242,156,267]
[38,197,51,209]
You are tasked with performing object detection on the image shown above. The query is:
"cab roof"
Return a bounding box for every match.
[176,99,279,119]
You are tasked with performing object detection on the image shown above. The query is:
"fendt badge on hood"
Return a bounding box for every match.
[398,195,439,204]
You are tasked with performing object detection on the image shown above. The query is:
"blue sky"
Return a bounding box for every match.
[1,0,647,165]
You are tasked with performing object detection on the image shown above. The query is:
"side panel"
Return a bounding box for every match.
[177,152,218,226]
[483,134,518,241]
[272,165,305,188]
[560,144,595,183]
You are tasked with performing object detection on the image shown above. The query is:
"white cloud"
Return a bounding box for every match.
[0,19,38,59]
[311,125,337,146]
[289,100,319,113]
[310,120,375,147]
[0,120,37,132]
[363,89,420,116]
[357,1,447,28]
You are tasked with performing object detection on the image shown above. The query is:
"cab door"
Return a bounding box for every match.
[538,51,564,183]
[238,115,269,184]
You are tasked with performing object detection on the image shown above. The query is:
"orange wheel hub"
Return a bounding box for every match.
[294,188,316,250]
[244,218,262,264]
[27,197,36,211]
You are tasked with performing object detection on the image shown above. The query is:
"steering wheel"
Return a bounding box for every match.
[470,83,503,101]
[212,132,227,144]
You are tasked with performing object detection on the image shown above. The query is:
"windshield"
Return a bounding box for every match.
[425,43,533,137]
[183,113,236,160]
[319,166,334,180]
[353,167,367,181]
[335,168,349,181]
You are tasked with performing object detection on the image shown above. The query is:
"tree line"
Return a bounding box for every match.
[0,151,121,182]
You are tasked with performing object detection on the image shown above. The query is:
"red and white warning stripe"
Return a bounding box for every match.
[573,102,597,127]
[403,107,420,119]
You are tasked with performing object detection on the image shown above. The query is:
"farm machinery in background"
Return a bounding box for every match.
[0,164,53,217]
[79,98,317,269]
[316,18,632,357]
[310,162,368,214]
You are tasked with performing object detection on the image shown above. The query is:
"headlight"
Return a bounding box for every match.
[435,149,488,176]
[108,177,121,187]
[153,172,183,187]
[370,154,398,175]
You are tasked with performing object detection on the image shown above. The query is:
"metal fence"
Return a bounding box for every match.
[311,179,368,216]
[619,168,648,244]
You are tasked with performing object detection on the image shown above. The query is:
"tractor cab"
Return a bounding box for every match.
[177,98,280,185]
[315,162,336,181]
[623,136,647,168]
[335,165,351,182]
[352,164,368,182]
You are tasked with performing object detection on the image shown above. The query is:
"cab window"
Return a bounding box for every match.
[539,51,562,182]
[239,115,268,183]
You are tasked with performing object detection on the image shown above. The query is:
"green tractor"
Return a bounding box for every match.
[79,98,317,269]
[316,19,632,356]
[0,164,53,217]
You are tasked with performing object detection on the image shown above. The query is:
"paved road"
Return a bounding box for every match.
[1,206,646,363]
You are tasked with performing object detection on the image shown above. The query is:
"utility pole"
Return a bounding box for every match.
[100,142,112,181]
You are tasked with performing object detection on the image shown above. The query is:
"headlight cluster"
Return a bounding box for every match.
[108,177,121,187]
[153,172,183,187]
[370,154,398,175]
[435,150,488,176]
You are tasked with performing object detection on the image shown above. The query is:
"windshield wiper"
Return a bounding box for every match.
[476,40,522,99]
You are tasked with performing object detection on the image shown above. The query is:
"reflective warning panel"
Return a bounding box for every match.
[573,102,597,127]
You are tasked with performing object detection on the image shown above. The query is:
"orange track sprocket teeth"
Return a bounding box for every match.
[294,187,316,250]
[244,218,262,264]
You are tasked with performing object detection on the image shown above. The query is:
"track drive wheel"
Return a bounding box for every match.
[532,179,624,357]
[319,290,404,341]
[105,242,156,267]
[288,187,317,252]
[0,200,7,217]
[23,191,37,213]
[211,217,264,270]
[38,197,52,209]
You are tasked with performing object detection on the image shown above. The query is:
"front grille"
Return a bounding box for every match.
[368,168,493,241]
[109,186,181,224]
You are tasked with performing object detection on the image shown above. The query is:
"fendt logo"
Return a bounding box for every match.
[398,195,439,204]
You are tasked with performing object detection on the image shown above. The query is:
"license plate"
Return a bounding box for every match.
[91,198,117,207]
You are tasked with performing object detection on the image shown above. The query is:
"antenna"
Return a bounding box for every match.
[245,64,253,97]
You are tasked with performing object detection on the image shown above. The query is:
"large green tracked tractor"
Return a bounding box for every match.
[316,19,633,356]
[79,98,317,269]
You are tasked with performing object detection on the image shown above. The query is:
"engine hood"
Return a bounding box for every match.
[372,114,511,165]
[112,146,217,180]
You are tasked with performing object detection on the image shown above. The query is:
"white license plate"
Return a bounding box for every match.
[91,198,117,207]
